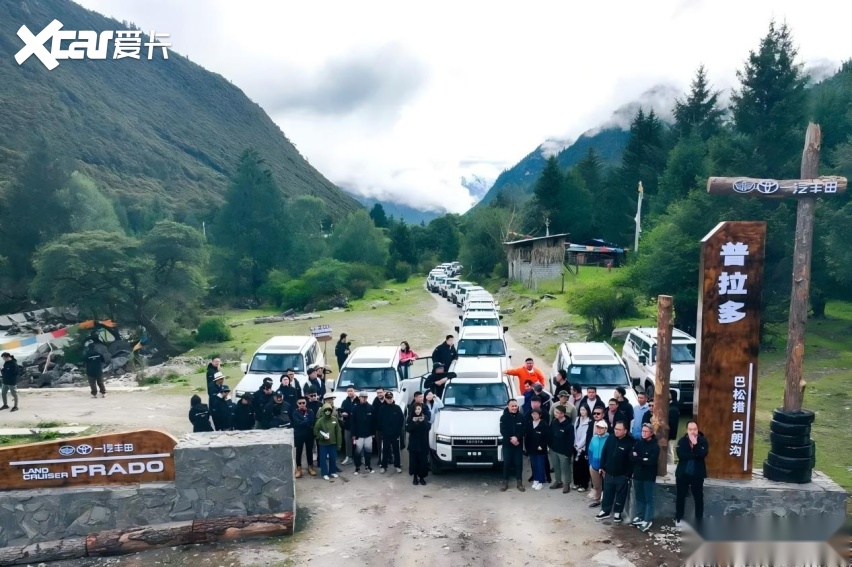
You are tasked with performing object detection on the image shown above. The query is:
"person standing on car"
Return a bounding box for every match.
[351,392,374,474]
[339,386,358,465]
[233,392,256,430]
[431,335,457,369]
[675,420,708,529]
[398,341,418,380]
[188,394,213,432]
[506,357,546,393]
[630,423,660,532]
[499,398,526,492]
[406,402,431,485]
[1,352,20,412]
[548,405,574,493]
[595,421,634,523]
[424,362,456,399]
[379,391,404,473]
[335,333,352,371]
[84,343,107,399]
[292,396,317,478]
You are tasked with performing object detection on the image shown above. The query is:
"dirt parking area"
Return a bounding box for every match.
[11,287,680,567]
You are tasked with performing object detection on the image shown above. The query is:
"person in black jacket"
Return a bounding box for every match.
[233,392,256,430]
[431,335,457,369]
[675,421,708,528]
[1,352,20,412]
[253,378,275,427]
[277,374,299,410]
[205,357,221,391]
[499,399,526,492]
[371,388,386,463]
[292,397,317,478]
[351,392,374,474]
[596,421,634,523]
[525,408,550,490]
[303,365,327,400]
[84,343,107,399]
[614,386,634,425]
[406,402,431,485]
[667,392,681,464]
[378,392,404,473]
[579,387,606,417]
[262,392,292,429]
[630,423,660,531]
[339,387,358,465]
[424,363,456,399]
[335,333,352,371]
[188,394,213,432]
[210,385,235,431]
[548,405,575,493]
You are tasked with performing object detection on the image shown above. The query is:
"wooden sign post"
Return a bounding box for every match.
[705,123,846,412]
[0,429,178,491]
[695,221,766,479]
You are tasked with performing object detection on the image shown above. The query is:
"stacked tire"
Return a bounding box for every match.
[763,408,815,484]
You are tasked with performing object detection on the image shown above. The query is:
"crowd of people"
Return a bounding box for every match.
[188,339,709,530]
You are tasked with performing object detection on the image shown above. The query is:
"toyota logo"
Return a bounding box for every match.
[75,444,93,455]
[756,180,779,194]
[58,445,75,456]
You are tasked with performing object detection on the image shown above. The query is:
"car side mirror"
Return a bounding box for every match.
[499,315,503,320]
[503,326,509,332]
[458,315,463,320]
[454,326,459,332]
[240,363,248,373]
[638,355,647,365]
[323,368,333,375]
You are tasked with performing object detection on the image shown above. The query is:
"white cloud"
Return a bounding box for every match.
[77,0,852,214]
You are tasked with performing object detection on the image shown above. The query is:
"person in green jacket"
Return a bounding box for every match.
[314,405,342,480]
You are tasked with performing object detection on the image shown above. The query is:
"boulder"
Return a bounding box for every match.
[37,369,61,387]
[108,356,129,373]
[56,372,76,385]
[108,340,133,355]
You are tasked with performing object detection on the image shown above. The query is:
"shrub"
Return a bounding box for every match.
[348,279,369,299]
[393,261,412,283]
[568,283,639,340]
[277,279,311,310]
[195,317,233,343]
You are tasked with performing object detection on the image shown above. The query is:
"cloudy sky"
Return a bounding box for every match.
[77,0,851,213]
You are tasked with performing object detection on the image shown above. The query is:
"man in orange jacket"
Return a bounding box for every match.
[506,358,547,393]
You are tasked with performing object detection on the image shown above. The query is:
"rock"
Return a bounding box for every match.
[56,372,75,385]
[541,294,557,300]
[282,309,296,317]
[108,356,129,372]
[383,289,396,294]
[228,322,244,328]
[371,301,390,309]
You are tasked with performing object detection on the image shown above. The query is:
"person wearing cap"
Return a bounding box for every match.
[304,365,326,400]
[210,384,235,431]
[264,391,293,429]
[291,396,317,478]
[233,391,256,430]
[314,402,342,480]
[378,391,404,473]
[587,420,609,507]
[551,390,576,421]
[630,422,660,532]
[189,394,213,432]
[424,362,456,399]
[252,377,275,426]
[548,405,574,493]
[339,386,358,465]
[596,421,634,523]
[351,392,374,474]
[506,357,547,393]
[208,371,226,407]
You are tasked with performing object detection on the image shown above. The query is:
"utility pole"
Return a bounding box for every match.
[634,181,644,253]
[544,215,550,237]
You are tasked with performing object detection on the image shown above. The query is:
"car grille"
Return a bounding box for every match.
[452,437,499,447]
[677,382,694,392]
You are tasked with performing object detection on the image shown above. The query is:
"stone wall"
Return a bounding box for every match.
[0,430,294,548]
[652,465,847,521]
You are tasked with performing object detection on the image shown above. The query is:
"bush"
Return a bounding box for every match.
[277,279,312,310]
[348,279,370,299]
[195,317,232,343]
[568,283,639,340]
[393,261,412,283]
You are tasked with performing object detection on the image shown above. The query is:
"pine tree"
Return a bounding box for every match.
[532,156,565,232]
[561,170,594,241]
[674,65,725,140]
[369,203,389,228]
[618,109,668,197]
[731,21,808,177]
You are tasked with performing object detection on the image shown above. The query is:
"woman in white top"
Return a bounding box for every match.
[424,391,443,423]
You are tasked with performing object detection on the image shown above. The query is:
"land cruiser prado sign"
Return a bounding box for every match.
[0,429,177,490]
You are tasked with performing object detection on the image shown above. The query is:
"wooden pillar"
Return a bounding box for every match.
[653,295,673,477]
[783,123,820,411]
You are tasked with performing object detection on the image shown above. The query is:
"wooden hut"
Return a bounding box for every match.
[503,233,568,290]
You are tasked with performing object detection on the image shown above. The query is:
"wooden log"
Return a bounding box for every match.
[706,174,845,197]
[0,537,87,566]
[784,123,821,411]
[85,521,202,556]
[653,295,673,477]
[191,512,295,540]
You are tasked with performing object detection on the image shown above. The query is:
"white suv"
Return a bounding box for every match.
[235,336,327,398]
[551,342,639,407]
[621,327,696,408]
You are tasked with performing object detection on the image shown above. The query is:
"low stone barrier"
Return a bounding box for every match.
[0,430,295,565]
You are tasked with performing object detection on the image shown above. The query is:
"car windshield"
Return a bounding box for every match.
[566,364,628,386]
[462,318,500,327]
[443,382,508,407]
[249,353,304,373]
[671,343,696,363]
[457,339,506,356]
[337,367,397,390]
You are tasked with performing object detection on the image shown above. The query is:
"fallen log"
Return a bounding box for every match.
[0,537,87,566]
[191,512,295,541]
[85,521,202,556]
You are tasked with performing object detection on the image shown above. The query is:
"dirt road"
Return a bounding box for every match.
[35,288,677,567]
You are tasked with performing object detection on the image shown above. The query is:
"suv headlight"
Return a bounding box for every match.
[436,435,452,444]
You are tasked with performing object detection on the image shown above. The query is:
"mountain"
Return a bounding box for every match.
[0,0,361,219]
[346,192,441,225]
[476,127,629,206]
